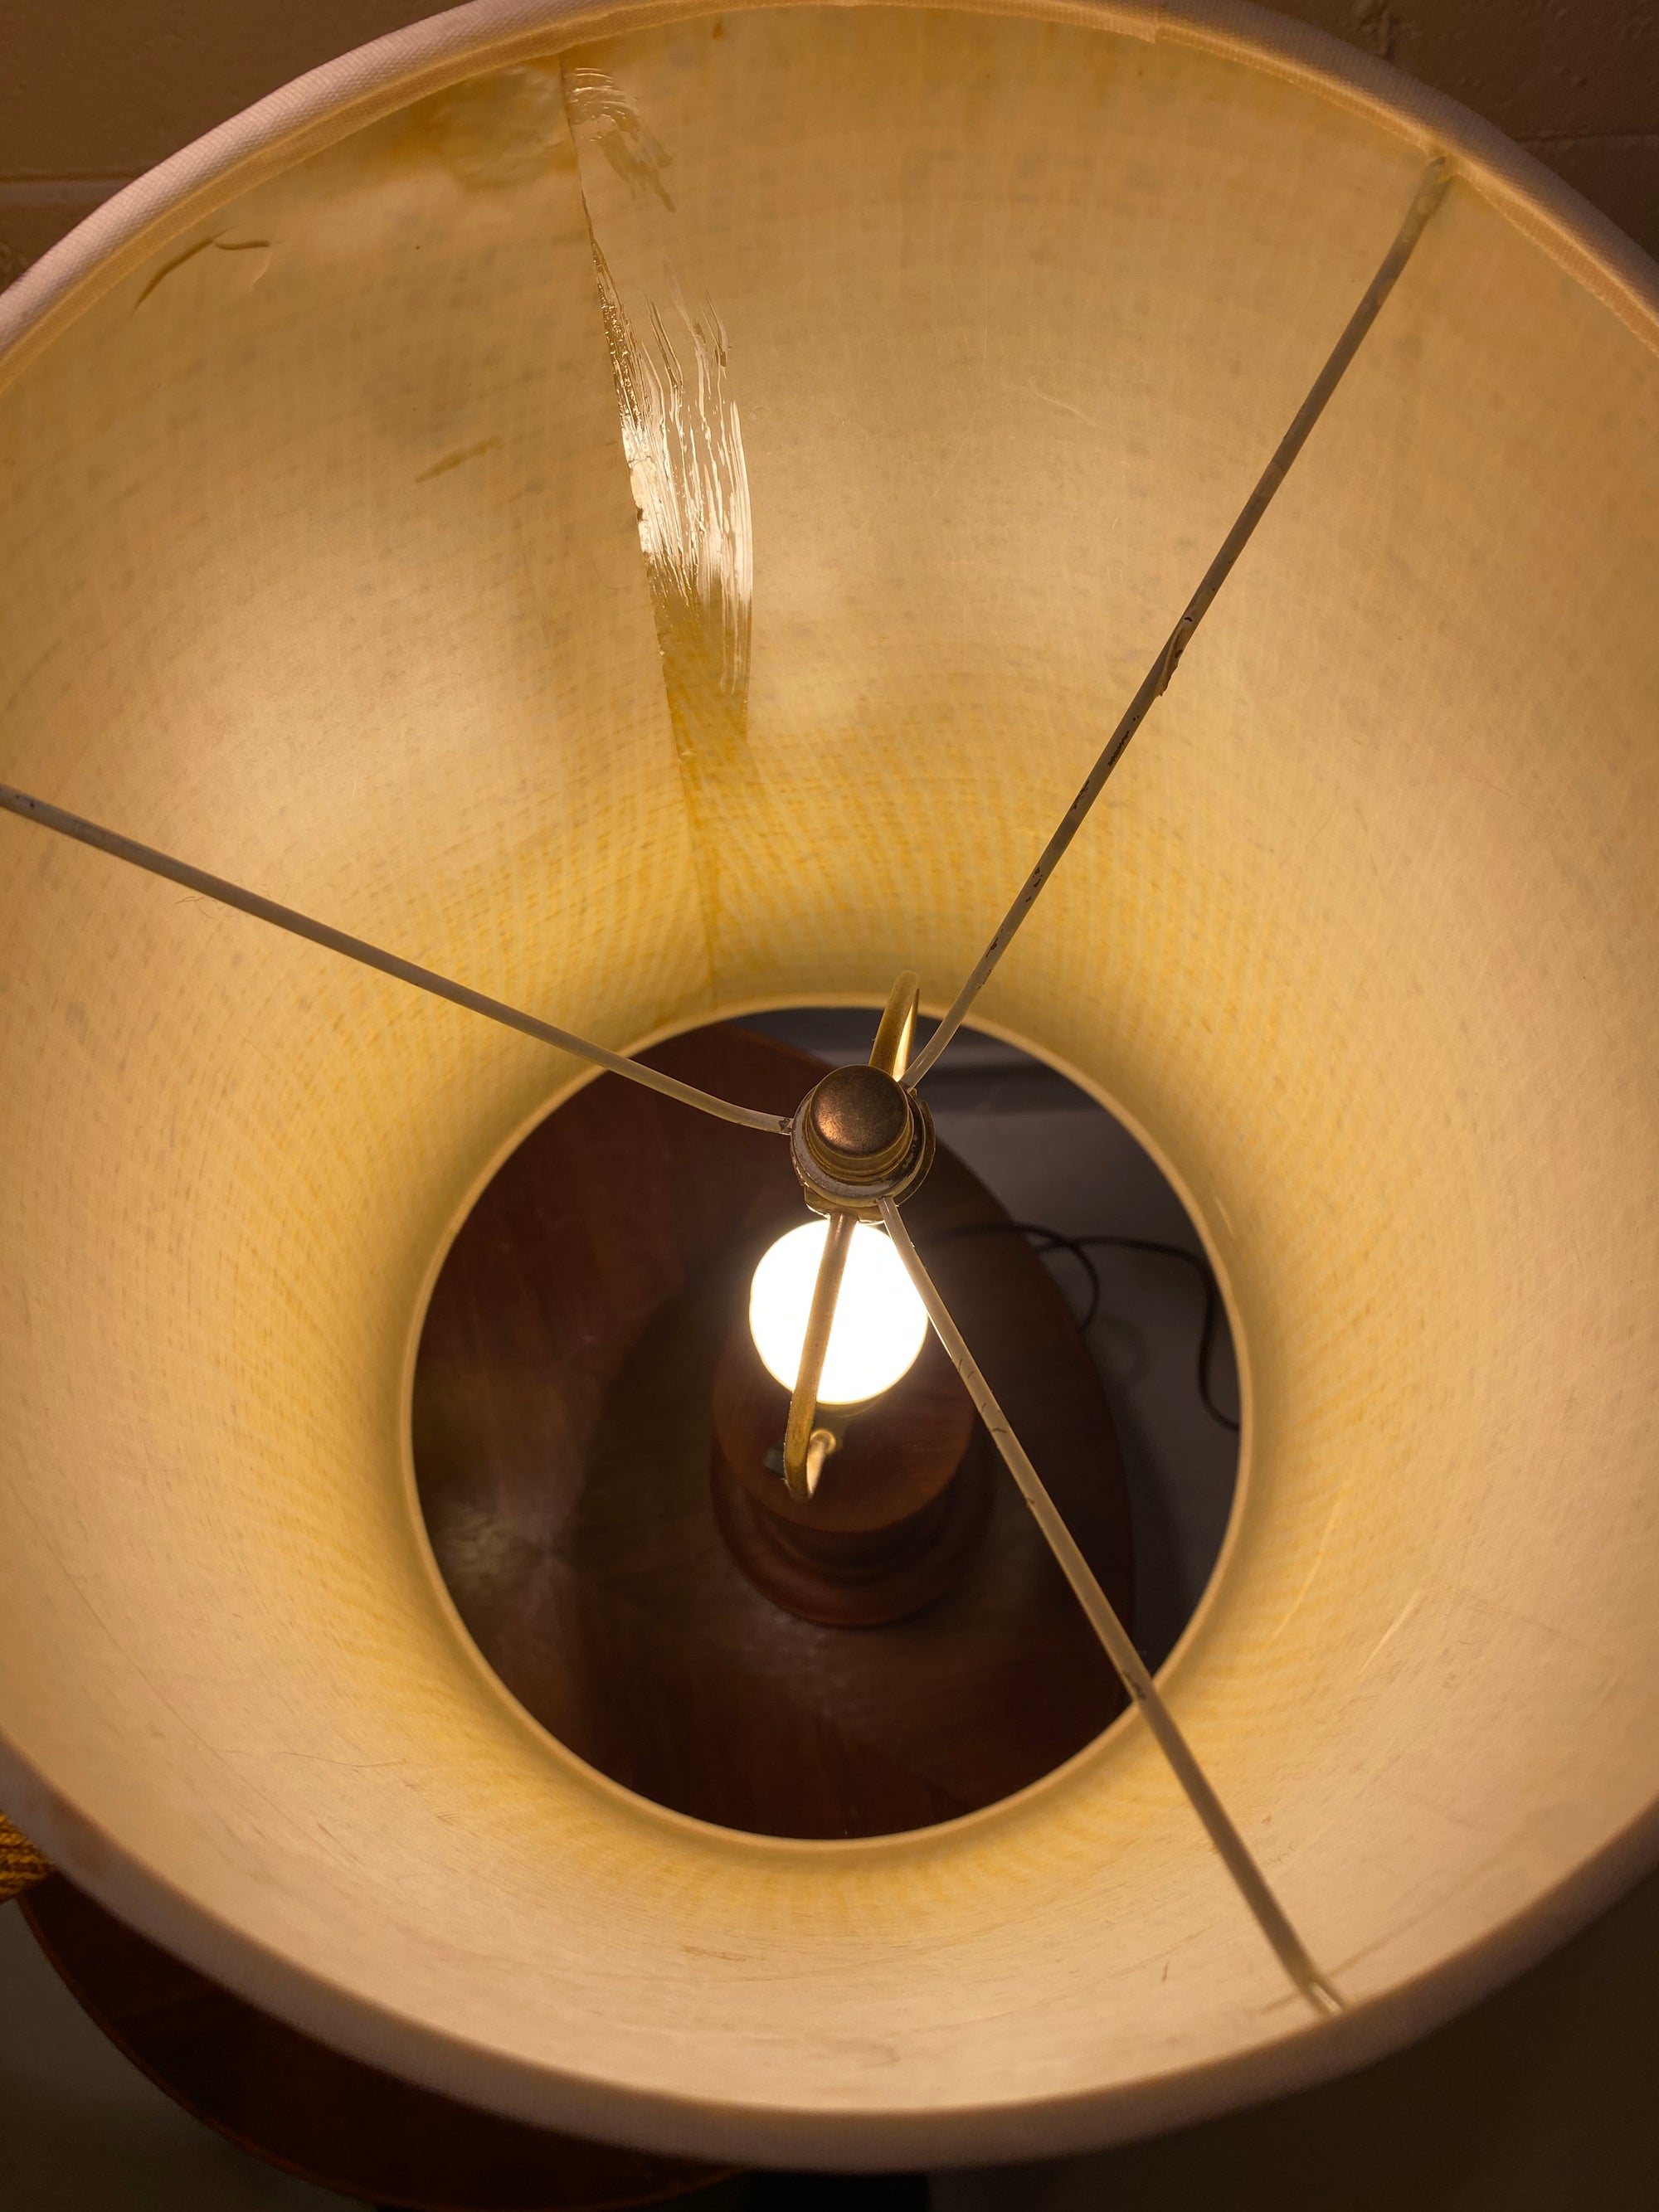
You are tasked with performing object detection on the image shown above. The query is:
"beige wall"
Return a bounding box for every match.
[2,0,1657,287]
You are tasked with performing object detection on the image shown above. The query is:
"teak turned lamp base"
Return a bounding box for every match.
[709,1316,991,1627]
[20,1874,734,2212]
[413,1021,1136,1843]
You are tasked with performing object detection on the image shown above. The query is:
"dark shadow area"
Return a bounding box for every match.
[932,1859,1659,2212]
[747,2179,929,2210]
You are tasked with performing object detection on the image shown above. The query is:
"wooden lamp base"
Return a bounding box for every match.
[20,1874,734,2211]
[710,1432,994,1630]
[708,1311,994,1628]
[413,1020,1136,1841]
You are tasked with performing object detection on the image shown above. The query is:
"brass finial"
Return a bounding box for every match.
[780,973,934,1498]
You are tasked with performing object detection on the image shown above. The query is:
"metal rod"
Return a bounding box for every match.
[0,782,791,1136]
[880,1198,1343,2016]
[869,969,920,1081]
[782,1209,853,1500]
[781,971,924,1495]
[906,156,1451,1085]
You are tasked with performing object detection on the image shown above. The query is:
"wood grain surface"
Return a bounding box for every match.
[20,1874,736,2212]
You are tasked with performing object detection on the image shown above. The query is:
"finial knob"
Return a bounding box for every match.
[803,1065,912,1181]
[791,1065,935,1218]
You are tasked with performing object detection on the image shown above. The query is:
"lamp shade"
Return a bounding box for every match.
[2,0,1657,2171]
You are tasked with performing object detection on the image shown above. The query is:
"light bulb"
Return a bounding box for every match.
[749,1219,928,1404]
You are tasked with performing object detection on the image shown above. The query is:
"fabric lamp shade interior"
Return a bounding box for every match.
[1,0,1657,2171]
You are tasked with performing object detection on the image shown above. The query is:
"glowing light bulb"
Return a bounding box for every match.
[749,1219,928,1404]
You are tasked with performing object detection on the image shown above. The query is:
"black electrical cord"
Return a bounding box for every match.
[928,1220,1241,1434]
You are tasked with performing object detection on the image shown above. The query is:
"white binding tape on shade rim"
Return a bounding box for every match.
[4,0,1659,389]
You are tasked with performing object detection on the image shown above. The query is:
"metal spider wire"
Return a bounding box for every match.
[904,153,1450,1085]
[883,1198,1341,2018]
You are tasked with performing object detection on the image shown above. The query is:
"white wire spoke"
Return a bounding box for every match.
[880,1196,1342,2016]
[906,155,1451,1086]
[0,783,791,1137]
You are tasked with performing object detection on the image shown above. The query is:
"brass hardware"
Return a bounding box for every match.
[868,970,919,1080]
[801,1065,913,1184]
[764,1423,840,1495]
[781,972,935,1498]
[781,1210,852,1498]
[791,1083,934,1223]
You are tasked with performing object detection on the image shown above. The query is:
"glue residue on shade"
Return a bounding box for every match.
[561,65,676,208]
[422,66,573,189]
[562,55,759,980]
[562,62,752,732]
[589,238,754,717]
